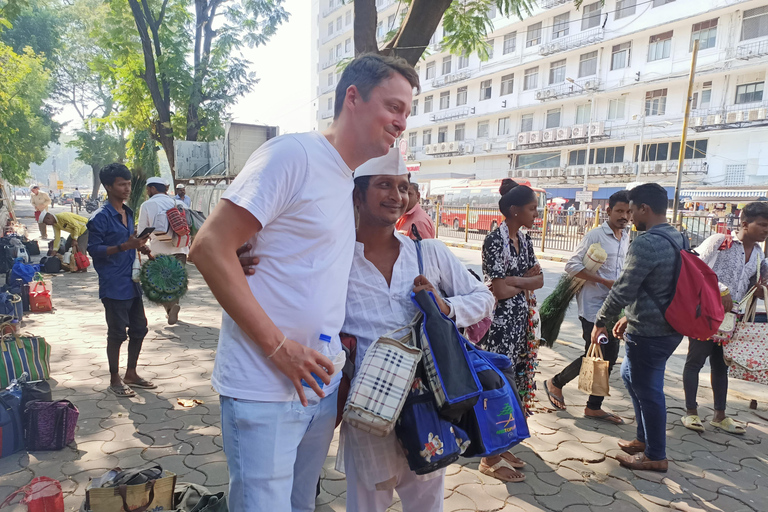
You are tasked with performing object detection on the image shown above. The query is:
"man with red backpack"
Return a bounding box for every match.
[592,183,722,472]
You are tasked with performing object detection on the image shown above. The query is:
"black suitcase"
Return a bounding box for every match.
[23,240,40,256]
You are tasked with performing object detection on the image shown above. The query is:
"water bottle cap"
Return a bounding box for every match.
[319,334,332,343]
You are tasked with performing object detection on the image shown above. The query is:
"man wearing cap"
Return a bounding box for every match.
[137,177,189,325]
[42,212,89,261]
[30,185,52,239]
[175,183,191,207]
[396,180,435,240]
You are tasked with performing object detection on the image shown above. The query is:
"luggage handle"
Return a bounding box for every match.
[118,480,156,512]
[383,313,422,348]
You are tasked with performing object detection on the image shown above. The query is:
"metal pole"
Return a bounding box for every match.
[673,39,699,226]
[583,92,594,192]
[435,203,440,238]
[541,206,548,253]
[635,113,646,178]
[464,203,470,243]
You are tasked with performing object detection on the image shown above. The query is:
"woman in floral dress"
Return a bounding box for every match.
[480,179,543,483]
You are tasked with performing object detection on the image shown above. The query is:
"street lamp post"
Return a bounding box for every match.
[567,78,595,194]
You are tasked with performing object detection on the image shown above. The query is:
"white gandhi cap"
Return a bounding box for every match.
[146,177,167,186]
[354,148,408,178]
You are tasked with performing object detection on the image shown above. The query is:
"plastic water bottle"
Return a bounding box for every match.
[302,334,333,390]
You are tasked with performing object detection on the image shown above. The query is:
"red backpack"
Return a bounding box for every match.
[645,230,724,340]
[166,205,191,248]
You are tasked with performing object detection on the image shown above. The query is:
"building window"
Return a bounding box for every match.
[423,129,432,145]
[576,103,591,124]
[327,22,334,36]
[345,38,352,53]
[346,10,352,25]
[581,2,601,31]
[498,117,510,136]
[608,96,626,120]
[424,95,433,113]
[692,82,712,110]
[725,164,746,186]
[477,121,490,138]
[456,86,467,106]
[327,73,334,86]
[412,99,418,116]
[671,139,707,160]
[524,67,538,90]
[691,19,718,50]
[501,74,514,96]
[376,21,384,39]
[487,5,496,18]
[425,62,435,79]
[648,31,673,62]
[569,149,591,165]
[336,43,342,58]
[735,82,764,104]
[455,123,465,141]
[517,152,561,169]
[458,52,469,69]
[653,0,675,6]
[569,146,625,165]
[521,114,534,132]
[526,22,542,47]
[615,0,636,19]
[387,13,395,30]
[327,97,333,111]
[553,13,569,39]
[503,32,517,54]
[442,56,452,75]
[440,91,450,110]
[635,142,669,162]
[486,39,494,59]
[408,132,417,148]
[545,108,561,129]
[327,48,334,63]
[438,126,448,143]
[742,7,768,41]
[480,79,492,100]
[336,16,342,31]
[578,51,598,78]
[611,42,631,70]
[549,60,566,85]
[645,88,668,116]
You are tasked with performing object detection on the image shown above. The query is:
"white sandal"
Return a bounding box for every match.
[682,415,705,432]
[479,458,525,483]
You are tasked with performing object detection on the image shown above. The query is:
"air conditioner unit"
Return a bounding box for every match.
[542,129,557,142]
[713,114,723,124]
[530,170,539,178]
[463,143,474,153]
[517,132,530,145]
[536,91,545,100]
[506,141,516,151]
[440,142,449,153]
[759,108,768,120]
[482,142,492,151]
[447,142,456,152]
[576,167,584,176]
[528,130,542,143]
[726,111,743,123]
[571,124,586,138]
[654,163,663,174]
[547,169,555,177]
[516,170,524,178]
[424,145,434,155]
[748,109,761,121]
[611,165,620,174]
[589,121,605,136]
[584,80,598,90]
[544,89,553,98]
[556,127,572,140]
[558,168,567,177]
[693,117,703,127]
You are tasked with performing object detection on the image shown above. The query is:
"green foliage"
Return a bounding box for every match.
[1,3,62,67]
[0,42,60,183]
[128,166,147,214]
[67,129,125,173]
[127,129,159,178]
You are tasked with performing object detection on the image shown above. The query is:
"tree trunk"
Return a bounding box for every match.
[91,164,100,198]
[354,0,378,56]
[381,0,453,67]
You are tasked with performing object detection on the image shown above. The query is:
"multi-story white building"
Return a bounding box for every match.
[312,0,768,203]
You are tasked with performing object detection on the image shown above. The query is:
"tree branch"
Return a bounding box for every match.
[354,0,378,56]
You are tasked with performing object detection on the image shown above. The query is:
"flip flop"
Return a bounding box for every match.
[479,459,525,483]
[543,380,566,410]
[586,411,625,425]
[682,415,705,432]
[125,378,157,389]
[500,451,526,469]
[108,385,136,397]
[710,417,746,435]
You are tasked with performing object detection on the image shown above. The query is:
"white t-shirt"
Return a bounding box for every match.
[212,131,355,402]
[73,190,81,199]
[137,193,190,256]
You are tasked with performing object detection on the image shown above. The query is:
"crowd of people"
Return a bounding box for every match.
[55,53,766,511]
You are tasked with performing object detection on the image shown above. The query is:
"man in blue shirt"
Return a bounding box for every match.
[175,183,192,207]
[87,163,154,398]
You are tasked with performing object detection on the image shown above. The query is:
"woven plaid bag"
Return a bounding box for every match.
[343,315,423,437]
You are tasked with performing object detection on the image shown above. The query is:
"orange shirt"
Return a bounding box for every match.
[396,204,435,240]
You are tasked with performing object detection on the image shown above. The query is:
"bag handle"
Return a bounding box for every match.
[118,480,156,512]
[586,342,603,360]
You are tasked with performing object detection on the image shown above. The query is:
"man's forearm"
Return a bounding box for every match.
[574,269,609,286]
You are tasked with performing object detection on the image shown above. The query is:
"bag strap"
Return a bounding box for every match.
[118,480,156,512]
[413,238,424,276]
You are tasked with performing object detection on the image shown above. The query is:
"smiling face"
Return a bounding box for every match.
[355,174,411,227]
[348,73,413,159]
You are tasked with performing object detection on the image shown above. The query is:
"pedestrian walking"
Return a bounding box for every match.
[480,178,544,483]
[137,177,189,325]
[41,211,89,260]
[681,201,768,435]
[544,191,631,424]
[396,181,435,239]
[340,149,493,511]
[175,183,191,207]
[86,163,155,398]
[592,183,685,472]
[73,187,82,212]
[30,185,52,239]
[189,54,419,512]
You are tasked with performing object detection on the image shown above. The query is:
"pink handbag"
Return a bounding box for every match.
[724,285,768,385]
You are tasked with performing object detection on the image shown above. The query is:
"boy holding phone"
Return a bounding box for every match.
[87,163,155,398]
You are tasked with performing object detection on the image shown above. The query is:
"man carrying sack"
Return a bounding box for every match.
[544,191,631,425]
[30,185,52,239]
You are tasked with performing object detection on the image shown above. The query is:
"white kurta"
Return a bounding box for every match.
[338,232,494,495]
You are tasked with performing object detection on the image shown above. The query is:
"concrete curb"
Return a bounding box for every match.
[441,239,570,262]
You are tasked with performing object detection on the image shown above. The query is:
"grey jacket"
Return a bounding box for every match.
[596,223,684,337]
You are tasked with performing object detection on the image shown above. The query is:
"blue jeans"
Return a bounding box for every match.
[220,390,338,512]
[621,332,683,461]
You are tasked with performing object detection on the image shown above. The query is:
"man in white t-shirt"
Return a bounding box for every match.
[137,177,190,324]
[189,54,420,512]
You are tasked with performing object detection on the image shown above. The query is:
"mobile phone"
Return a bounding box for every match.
[138,227,155,238]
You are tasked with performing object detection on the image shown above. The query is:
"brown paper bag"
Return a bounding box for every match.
[578,343,610,397]
[85,472,176,512]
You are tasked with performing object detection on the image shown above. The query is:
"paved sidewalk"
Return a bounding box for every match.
[1,202,767,511]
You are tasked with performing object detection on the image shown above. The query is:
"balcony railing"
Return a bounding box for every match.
[540,27,604,56]
[319,109,334,120]
[690,101,768,131]
[376,0,396,11]
[321,1,344,18]
[535,77,601,101]
[430,106,472,122]
[321,53,350,70]
[431,69,472,88]
[736,39,768,60]
[540,0,569,8]
[320,82,336,95]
